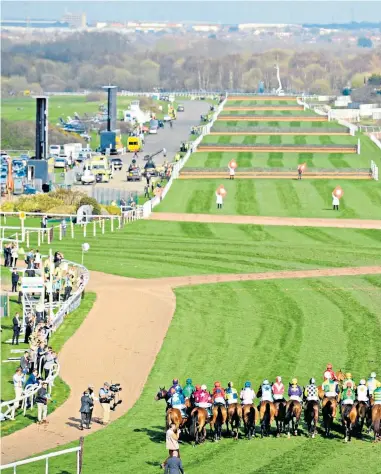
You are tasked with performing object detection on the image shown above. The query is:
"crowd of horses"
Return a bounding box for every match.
[155,381,381,445]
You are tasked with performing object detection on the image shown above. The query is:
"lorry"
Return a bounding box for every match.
[62,143,81,164]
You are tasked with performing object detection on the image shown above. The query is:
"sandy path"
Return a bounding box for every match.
[150,212,381,230]
[3,264,381,463]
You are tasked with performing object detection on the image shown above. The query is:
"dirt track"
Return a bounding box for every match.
[150,212,381,229]
[3,261,381,463]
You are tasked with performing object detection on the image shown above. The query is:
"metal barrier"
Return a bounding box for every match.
[0,439,83,473]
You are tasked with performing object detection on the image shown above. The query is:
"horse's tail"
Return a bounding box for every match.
[190,410,198,439]
[262,402,271,426]
[285,401,294,424]
[249,406,256,426]
[217,405,223,426]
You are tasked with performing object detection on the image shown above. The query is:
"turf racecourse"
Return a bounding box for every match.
[11,274,381,474]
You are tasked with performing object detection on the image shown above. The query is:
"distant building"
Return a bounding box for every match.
[192,24,220,32]
[61,12,86,28]
[0,19,69,29]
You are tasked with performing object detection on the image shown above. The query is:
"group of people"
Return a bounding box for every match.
[165,366,381,417]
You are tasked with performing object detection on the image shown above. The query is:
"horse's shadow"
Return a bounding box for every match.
[133,426,164,444]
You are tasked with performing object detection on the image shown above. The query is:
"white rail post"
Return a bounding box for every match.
[93,220,96,237]
[118,216,122,229]
[15,233,19,244]
[71,220,74,238]
[111,217,114,232]
[26,231,30,248]
[102,219,105,234]
[83,223,87,237]
[59,224,62,241]
[357,138,361,155]
[37,229,41,247]
[47,228,51,245]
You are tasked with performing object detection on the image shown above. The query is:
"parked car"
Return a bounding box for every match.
[111,158,123,170]
[163,115,171,122]
[127,167,141,182]
[177,104,185,112]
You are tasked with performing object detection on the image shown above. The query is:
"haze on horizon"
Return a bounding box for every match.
[2,0,381,24]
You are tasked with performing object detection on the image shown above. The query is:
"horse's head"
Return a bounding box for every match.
[155,387,168,401]
[337,370,345,382]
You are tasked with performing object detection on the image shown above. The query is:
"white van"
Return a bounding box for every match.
[49,145,60,156]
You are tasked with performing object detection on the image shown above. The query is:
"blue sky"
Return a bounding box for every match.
[2,1,381,24]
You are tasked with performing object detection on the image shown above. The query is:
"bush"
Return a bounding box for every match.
[49,189,85,206]
[102,205,121,215]
[0,201,15,212]
[47,205,76,215]
[15,194,62,212]
[76,196,101,215]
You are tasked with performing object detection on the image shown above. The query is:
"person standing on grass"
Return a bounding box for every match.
[332,192,340,211]
[161,423,181,469]
[298,165,303,180]
[164,451,184,474]
[11,244,18,267]
[216,191,223,210]
[11,269,19,292]
[34,249,41,269]
[44,348,56,379]
[36,381,49,424]
[228,165,235,180]
[13,367,25,406]
[12,312,21,345]
[61,219,67,237]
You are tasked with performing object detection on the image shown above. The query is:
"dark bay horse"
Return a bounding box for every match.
[304,400,319,438]
[274,400,287,437]
[226,403,242,440]
[285,400,302,437]
[242,404,258,439]
[189,407,209,445]
[356,401,371,437]
[371,404,381,442]
[322,397,338,437]
[259,401,276,437]
[210,405,227,441]
[155,387,187,430]
[341,403,357,442]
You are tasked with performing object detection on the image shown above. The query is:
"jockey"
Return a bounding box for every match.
[169,378,182,395]
[212,382,226,405]
[260,380,274,402]
[323,363,337,382]
[373,381,381,405]
[367,372,379,396]
[193,384,202,400]
[288,378,303,402]
[240,381,256,405]
[341,382,355,406]
[170,385,186,416]
[225,382,238,405]
[194,384,212,415]
[183,378,195,400]
[304,378,319,402]
[272,376,285,401]
[356,379,370,403]
[322,373,339,399]
[342,373,356,390]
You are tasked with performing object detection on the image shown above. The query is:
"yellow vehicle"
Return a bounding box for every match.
[90,156,113,182]
[127,136,142,153]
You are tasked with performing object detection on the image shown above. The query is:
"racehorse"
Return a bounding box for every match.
[259,401,276,437]
[189,407,208,445]
[371,403,381,442]
[210,405,227,441]
[356,401,371,437]
[226,404,242,440]
[274,400,287,437]
[155,387,187,430]
[242,404,258,439]
[341,403,357,442]
[304,400,319,438]
[285,400,302,437]
[322,397,338,437]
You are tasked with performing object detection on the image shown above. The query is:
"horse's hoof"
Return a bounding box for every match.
[287,433,291,439]
[344,437,348,443]
[294,431,298,436]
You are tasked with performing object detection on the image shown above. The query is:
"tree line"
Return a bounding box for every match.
[1,32,381,95]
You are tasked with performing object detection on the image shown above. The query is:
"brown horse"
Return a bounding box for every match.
[210,405,227,441]
[242,404,258,439]
[304,400,319,438]
[259,401,276,437]
[274,400,287,437]
[226,404,242,440]
[355,401,371,437]
[285,400,302,437]
[371,404,381,442]
[155,388,187,430]
[322,397,338,437]
[341,403,357,442]
[189,407,209,445]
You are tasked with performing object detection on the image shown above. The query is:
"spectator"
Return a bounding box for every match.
[161,423,181,469]
[36,381,49,424]
[25,369,40,388]
[87,385,97,426]
[41,215,47,231]
[63,275,72,301]
[3,243,10,267]
[24,314,34,345]
[34,249,41,269]
[25,259,36,277]
[12,312,21,345]
[36,342,47,375]
[53,278,61,302]
[25,249,35,265]
[146,171,151,186]
[11,270,19,292]
[13,367,25,407]
[11,244,18,267]
[44,348,56,379]
[20,351,30,375]
[17,280,22,304]
[164,452,184,474]
[144,185,150,198]
[79,389,93,430]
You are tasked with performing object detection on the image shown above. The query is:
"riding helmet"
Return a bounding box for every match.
[359,379,366,385]
[244,381,251,388]
[291,378,298,385]
[201,384,207,391]
[345,373,352,379]
[186,378,192,384]
[310,378,315,384]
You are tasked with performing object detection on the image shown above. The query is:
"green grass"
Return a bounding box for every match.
[227,100,298,105]
[10,274,381,473]
[202,134,357,146]
[155,179,381,220]
[8,219,381,279]
[213,121,344,129]
[221,109,317,117]
[0,293,96,436]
